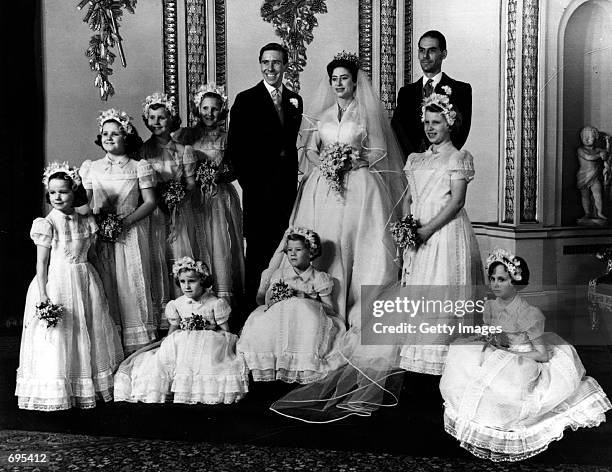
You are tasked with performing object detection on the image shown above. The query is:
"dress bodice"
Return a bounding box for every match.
[165,293,231,326]
[80,157,157,217]
[30,210,98,265]
[140,138,196,182]
[483,295,545,351]
[184,128,227,166]
[269,266,333,299]
[317,101,366,152]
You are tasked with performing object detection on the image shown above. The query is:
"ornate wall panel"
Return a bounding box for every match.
[403,0,412,85]
[162,0,179,107]
[503,0,517,223]
[520,0,538,222]
[215,0,227,86]
[379,0,396,113]
[359,0,373,78]
[185,0,207,125]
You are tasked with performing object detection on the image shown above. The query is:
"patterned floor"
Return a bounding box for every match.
[0,430,611,472]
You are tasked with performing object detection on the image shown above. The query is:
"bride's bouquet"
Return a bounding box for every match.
[319,142,359,196]
[158,178,186,214]
[95,210,123,243]
[389,214,421,250]
[35,300,64,328]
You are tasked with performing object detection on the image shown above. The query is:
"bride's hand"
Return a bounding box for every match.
[417,226,434,243]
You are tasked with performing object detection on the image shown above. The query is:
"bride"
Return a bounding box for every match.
[265,52,408,422]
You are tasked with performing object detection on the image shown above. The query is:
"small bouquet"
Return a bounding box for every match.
[267,280,296,309]
[180,313,216,331]
[158,179,186,214]
[95,210,123,243]
[35,300,64,328]
[474,331,509,348]
[195,160,231,197]
[389,214,421,250]
[319,142,358,196]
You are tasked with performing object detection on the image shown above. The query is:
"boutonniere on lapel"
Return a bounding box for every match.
[289,98,300,109]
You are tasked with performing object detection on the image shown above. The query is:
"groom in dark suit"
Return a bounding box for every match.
[392,30,472,159]
[227,43,303,319]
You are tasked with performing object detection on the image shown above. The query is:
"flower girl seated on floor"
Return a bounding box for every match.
[237,227,346,384]
[16,163,123,411]
[114,257,248,404]
[440,248,611,461]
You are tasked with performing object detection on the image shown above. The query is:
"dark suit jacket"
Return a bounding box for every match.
[391,73,472,159]
[226,81,303,238]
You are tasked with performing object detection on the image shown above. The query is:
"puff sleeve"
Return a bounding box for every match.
[165,300,181,326]
[30,218,53,248]
[448,150,475,182]
[213,298,231,325]
[79,160,93,190]
[517,304,546,341]
[136,160,157,189]
[313,270,334,297]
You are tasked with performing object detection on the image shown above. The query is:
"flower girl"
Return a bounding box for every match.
[440,249,611,461]
[174,84,244,303]
[140,92,198,321]
[80,109,157,354]
[114,257,248,404]
[237,227,346,384]
[16,163,123,410]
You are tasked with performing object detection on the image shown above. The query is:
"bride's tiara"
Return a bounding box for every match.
[333,51,360,68]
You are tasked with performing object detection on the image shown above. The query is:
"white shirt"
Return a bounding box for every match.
[263,81,283,98]
[421,72,443,90]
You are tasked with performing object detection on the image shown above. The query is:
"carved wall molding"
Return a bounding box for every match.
[379,0,396,114]
[503,0,517,224]
[403,0,412,85]
[520,0,539,223]
[215,0,227,86]
[185,0,207,125]
[162,0,179,108]
[359,0,373,78]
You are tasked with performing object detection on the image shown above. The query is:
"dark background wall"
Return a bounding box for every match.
[0,1,44,330]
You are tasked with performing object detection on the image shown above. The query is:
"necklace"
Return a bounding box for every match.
[337,100,353,112]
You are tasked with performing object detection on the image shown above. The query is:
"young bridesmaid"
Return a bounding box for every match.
[16,163,123,410]
[174,83,244,304]
[80,109,157,354]
[237,227,345,384]
[114,257,249,404]
[440,249,611,461]
[140,92,198,323]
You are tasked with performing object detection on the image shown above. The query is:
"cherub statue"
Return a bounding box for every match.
[576,126,611,224]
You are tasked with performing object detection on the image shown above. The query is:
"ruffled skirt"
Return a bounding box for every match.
[439,333,612,461]
[16,261,124,411]
[237,298,346,384]
[114,329,248,404]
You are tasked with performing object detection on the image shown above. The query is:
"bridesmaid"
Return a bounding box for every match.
[399,90,484,375]
[80,109,158,354]
[174,83,245,305]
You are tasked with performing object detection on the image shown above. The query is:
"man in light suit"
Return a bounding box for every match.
[392,30,472,160]
[226,43,303,322]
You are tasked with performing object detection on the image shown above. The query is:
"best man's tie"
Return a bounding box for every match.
[424,78,434,97]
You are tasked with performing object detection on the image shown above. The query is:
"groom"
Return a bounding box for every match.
[227,42,303,319]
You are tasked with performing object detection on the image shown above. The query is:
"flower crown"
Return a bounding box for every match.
[194,83,228,112]
[42,162,81,188]
[142,92,178,117]
[284,226,321,259]
[485,248,522,281]
[172,257,210,279]
[421,87,457,126]
[97,108,134,134]
[333,51,360,69]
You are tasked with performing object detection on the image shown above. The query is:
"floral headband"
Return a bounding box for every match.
[172,257,210,279]
[142,92,178,117]
[284,226,321,259]
[421,86,457,126]
[333,50,360,69]
[194,83,228,111]
[485,248,522,281]
[42,162,81,188]
[97,108,134,134]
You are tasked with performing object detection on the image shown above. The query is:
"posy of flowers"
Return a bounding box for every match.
[319,142,359,196]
